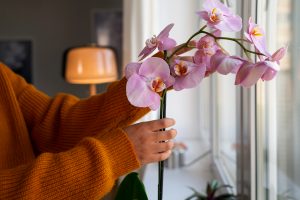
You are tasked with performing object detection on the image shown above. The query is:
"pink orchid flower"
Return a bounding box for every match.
[138,24,177,60]
[244,17,271,57]
[235,47,286,87]
[171,59,206,91]
[196,30,221,55]
[194,31,221,72]
[210,50,245,75]
[261,47,287,81]
[197,0,242,32]
[126,57,175,110]
[235,61,274,87]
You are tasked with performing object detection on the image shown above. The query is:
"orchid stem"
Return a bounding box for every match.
[158,89,167,200]
[200,30,264,56]
[163,50,168,61]
[167,26,263,63]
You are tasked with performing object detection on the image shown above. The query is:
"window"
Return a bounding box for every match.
[124,1,300,200]
[256,0,300,199]
[210,0,242,194]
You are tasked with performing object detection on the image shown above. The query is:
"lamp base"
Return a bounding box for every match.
[89,84,97,96]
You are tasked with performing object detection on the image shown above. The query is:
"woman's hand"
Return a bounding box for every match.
[123,118,177,165]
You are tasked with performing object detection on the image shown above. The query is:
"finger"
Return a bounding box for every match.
[156,150,172,161]
[143,150,172,164]
[142,118,176,131]
[151,129,177,142]
[152,141,175,153]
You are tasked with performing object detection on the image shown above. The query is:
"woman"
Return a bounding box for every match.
[0,62,176,199]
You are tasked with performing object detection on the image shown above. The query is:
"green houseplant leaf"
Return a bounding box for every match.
[115,172,148,200]
[186,180,236,200]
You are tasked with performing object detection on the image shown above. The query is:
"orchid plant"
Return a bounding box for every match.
[121,0,286,199]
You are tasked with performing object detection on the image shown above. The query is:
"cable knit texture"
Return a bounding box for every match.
[0,63,149,199]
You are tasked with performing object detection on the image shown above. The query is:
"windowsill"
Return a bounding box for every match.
[142,138,213,200]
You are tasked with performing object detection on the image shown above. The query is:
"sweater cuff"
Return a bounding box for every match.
[95,128,141,179]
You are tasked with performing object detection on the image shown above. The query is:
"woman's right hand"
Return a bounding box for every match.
[123,118,177,165]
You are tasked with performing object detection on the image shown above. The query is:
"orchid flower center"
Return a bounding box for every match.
[146,35,159,48]
[251,27,263,37]
[209,8,223,23]
[174,62,188,76]
[150,77,166,92]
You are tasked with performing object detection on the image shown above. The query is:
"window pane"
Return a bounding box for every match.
[259,0,300,198]
[275,0,300,198]
[212,0,240,190]
[217,74,237,186]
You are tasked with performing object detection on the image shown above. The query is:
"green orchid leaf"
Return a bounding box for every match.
[115,172,148,200]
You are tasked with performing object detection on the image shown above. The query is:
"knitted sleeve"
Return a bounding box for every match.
[0,128,141,199]
[2,65,149,153]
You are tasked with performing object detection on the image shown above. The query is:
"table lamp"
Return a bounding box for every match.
[65,45,118,96]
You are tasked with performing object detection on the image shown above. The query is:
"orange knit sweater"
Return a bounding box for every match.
[0,63,149,199]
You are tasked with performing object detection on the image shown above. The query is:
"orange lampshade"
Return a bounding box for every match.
[65,46,118,84]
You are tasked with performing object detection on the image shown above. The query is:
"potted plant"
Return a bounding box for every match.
[185,180,236,200]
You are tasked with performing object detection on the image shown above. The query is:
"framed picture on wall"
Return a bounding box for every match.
[91,9,123,75]
[0,40,32,83]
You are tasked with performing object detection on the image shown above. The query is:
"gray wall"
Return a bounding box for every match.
[0,0,122,98]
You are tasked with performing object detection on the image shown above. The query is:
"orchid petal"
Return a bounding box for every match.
[261,68,277,81]
[230,56,247,73]
[157,23,174,40]
[173,62,206,91]
[196,11,210,21]
[194,50,212,69]
[165,75,175,88]
[251,36,270,57]
[138,46,156,60]
[236,62,269,87]
[139,57,171,80]
[125,62,141,79]
[212,29,222,37]
[244,32,252,42]
[235,62,253,86]
[219,57,244,74]
[203,0,230,13]
[158,38,177,51]
[216,15,242,32]
[271,47,287,62]
[211,51,245,75]
[263,60,280,71]
[210,50,226,72]
[148,101,161,110]
[126,73,161,110]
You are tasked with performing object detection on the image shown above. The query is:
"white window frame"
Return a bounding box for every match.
[210,1,258,199]
[256,0,279,199]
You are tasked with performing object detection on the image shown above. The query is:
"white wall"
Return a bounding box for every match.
[0,0,122,97]
[155,0,202,139]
